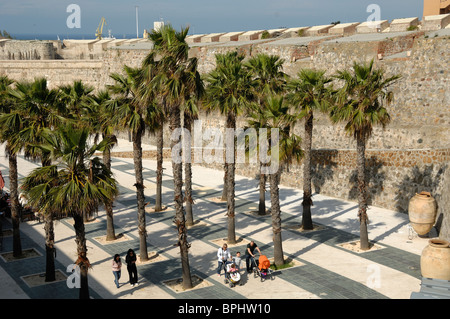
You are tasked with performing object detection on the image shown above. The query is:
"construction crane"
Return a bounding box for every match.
[95,17,106,39]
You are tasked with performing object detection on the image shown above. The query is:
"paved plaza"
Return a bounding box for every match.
[0,139,430,300]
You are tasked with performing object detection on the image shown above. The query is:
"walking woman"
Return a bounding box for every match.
[112,254,122,288]
[125,249,139,286]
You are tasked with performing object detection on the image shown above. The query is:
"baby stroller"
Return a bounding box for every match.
[252,255,274,282]
[224,263,241,288]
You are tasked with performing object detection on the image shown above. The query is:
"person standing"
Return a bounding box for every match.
[232,251,242,272]
[125,249,139,286]
[112,254,122,288]
[216,243,231,276]
[245,241,261,273]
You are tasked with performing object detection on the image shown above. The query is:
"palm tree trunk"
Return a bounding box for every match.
[155,127,164,212]
[258,163,266,215]
[40,158,56,281]
[226,111,236,244]
[184,116,194,226]
[270,165,284,266]
[357,135,370,250]
[44,214,56,282]
[170,103,192,289]
[103,138,116,241]
[73,213,89,299]
[221,164,228,201]
[301,113,314,230]
[7,148,21,257]
[133,129,148,261]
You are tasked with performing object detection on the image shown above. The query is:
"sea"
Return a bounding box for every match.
[12,33,137,41]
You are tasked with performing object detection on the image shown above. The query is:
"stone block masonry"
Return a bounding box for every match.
[0,60,103,89]
[0,40,55,60]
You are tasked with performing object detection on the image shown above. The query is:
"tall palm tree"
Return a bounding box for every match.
[7,78,64,280]
[204,51,255,244]
[91,89,118,241]
[107,65,152,261]
[245,53,287,216]
[331,60,400,250]
[149,24,197,289]
[22,126,118,299]
[140,52,166,212]
[248,95,302,266]
[182,58,204,226]
[287,69,333,230]
[58,80,97,223]
[0,76,23,258]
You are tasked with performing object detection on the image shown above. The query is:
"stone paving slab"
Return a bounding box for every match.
[0,141,430,300]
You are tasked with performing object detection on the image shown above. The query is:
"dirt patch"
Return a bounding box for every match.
[22,270,67,288]
[0,248,41,262]
[145,205,173,213]
[208,197,227,204]
[210,237,250,248]
[268,256,304,269]
[163,275,212,293]
[337,240,385,253]
[136,251,167,265]
[186,220,209,229]
[245,209,271,217]
[283,223,327,233]
[93,233,132,245]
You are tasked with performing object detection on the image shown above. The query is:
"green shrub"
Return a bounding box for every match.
[261,30,270,39]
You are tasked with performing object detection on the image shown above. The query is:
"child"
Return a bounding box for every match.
[232,252,242,271]
[228,263,238,273]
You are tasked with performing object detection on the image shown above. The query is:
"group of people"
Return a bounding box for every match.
[111,249,139,289]
[216,240,261,276]
[110,241,262,289]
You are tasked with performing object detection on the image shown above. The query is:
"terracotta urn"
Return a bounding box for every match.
[420,239,450,280]
[408,191,437,236]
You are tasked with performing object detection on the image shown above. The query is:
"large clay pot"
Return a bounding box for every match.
[408,191,437,235]
[420,239,450,280]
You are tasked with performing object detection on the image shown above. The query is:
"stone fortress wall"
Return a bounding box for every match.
[0,15,449,233]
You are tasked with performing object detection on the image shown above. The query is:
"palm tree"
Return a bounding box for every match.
[58,80,97,223]
[7,78,64,280]
[149,24,197,289]
[182,59,204,226]
[245,53,287,216]
[286,69,333,230]
[107,65,151,261]
[91,89,119,241]
[204,51,255,244]
[248,95,302,266]
[330,60,400,250]
[58,80,94,125]
[22,125,118,299]
[140,52,166,212]
[0,76,23,258]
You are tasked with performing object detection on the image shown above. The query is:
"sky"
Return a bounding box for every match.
[0,0,424,38]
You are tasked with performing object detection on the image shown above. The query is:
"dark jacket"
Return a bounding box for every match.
[125,249,137,266]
